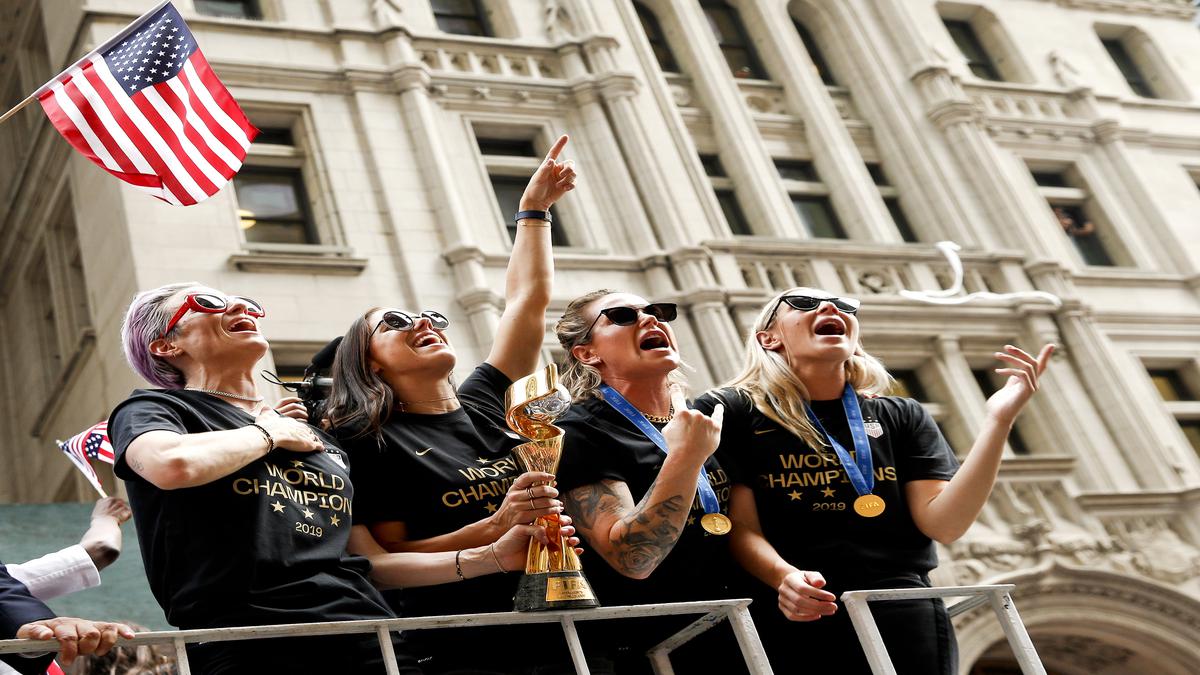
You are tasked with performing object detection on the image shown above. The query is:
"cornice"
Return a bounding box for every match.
[1051,0,1196,20]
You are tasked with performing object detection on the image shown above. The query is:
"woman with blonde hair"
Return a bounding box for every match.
[553,289,744,674]
[692,287,1053,674]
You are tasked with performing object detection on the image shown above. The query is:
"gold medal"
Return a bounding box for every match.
[853,494,886,518]
[701,513,733,535]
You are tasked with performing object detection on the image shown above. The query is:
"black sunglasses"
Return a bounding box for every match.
[581,302,678,343]
[369,310,450,339]
[764,295,860,329]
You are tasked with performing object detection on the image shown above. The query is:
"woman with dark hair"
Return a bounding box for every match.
[692,287,1053,674]
[109,283,575,675]
[551,289,742,674]
[325,136,579,673]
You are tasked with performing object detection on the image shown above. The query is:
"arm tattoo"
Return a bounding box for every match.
[565,477,686,577]
[129,457,145,474]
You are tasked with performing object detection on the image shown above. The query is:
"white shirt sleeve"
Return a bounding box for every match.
[3,544,101,601]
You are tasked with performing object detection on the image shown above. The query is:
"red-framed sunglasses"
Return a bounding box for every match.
[160,293,265,339]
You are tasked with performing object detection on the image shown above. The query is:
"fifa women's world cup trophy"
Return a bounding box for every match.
[504,364,599,611]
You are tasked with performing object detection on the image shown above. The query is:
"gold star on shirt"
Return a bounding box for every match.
[270,501,285,513]
[821,487,836,498]
[330,515,341,527]
[476,457,490,464]
[291,460,305,468]
[687,516,695,526]
[484,502,498,514]
[302,507,315,520]
[788,490,803,501]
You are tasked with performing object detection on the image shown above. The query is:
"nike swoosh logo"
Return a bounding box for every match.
[754,429,776,435]
[415,447,433,456]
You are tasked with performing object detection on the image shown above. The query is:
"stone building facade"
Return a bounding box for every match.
[2,0,1200,671]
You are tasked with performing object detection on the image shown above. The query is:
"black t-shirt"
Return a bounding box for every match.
[693,388,959,580]
[337,363,526,621]
[109,389,395,631]
[555,395,736,610]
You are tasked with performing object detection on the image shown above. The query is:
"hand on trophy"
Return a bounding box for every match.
[487,471,563,535]
[492,514,582,572]
[661,386,724,465]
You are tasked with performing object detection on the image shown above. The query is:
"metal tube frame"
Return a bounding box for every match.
[0,599,770,675]
[840,583,1046,675]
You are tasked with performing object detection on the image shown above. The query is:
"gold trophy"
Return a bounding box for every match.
[505,364,599,612]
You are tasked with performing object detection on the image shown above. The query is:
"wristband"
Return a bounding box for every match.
[455,549,465,581]
[249,423,274,453]
[514,209,552,224]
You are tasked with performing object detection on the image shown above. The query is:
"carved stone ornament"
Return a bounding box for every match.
[1047,49,1084,90]
[544,0,577,42]
[371,0,403,28]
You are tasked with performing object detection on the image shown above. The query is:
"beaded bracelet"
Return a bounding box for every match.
[454,549,465,581]
[248,423,274,453]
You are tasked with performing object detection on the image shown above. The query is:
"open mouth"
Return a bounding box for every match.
[813,317,846,337]
[412,332,443,348]
[228,318,257,333]
[639,331,670,351]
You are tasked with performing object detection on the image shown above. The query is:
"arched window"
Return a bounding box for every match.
[700,0,767,79]
[635,2,679,72]
[792,19,837,86]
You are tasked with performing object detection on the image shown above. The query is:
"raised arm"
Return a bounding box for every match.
[485,134,576,380]
[907,344,1054,544]
[561,390,723,580]
[125,407,323,490]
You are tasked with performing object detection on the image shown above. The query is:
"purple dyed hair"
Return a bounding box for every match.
[120,282,201,389]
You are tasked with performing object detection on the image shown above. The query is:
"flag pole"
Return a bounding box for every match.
[0,0,171,126]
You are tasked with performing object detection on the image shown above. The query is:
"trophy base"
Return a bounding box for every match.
[514,570,600,612]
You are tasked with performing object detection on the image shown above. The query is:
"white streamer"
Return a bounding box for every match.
[898,241,1062,308]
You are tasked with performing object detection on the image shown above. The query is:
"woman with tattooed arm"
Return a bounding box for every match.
[553,290,745,674]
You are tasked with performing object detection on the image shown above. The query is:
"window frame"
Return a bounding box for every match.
[634,1,679,73]
[700,0,768,80]
[474,128,572,248]
[432,0,493,37]
[942,18,1003,82]
[1026,163,1133,269]
[233,165,320,246]
[775,159,848,240]
[193,0,263,20]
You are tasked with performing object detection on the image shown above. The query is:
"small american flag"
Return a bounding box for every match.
[35,1,257,205]
[57,421,114,498]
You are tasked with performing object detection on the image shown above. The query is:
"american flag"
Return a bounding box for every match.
[35,1,257,206]
[56,421,114,498]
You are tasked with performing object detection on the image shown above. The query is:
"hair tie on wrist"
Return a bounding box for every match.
[455,550,465,581]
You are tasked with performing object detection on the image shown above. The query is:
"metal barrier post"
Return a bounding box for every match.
[725,603,774,675]
[988,590,1046,675]
[560,615,591,675]
[841,594,897,675]
[173,636,192,675]
[376,626,402,675]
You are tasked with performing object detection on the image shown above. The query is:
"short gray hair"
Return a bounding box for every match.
[120,282,200,388]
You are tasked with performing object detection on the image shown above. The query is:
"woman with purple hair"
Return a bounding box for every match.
[108,284,578,675]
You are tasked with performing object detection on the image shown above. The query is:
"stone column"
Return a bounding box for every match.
[733,0,899,243]
[645,0,799,238]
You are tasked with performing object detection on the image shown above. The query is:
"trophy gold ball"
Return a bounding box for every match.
[504,364,599,612]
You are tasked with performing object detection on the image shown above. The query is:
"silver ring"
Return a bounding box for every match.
[527,487,536,501]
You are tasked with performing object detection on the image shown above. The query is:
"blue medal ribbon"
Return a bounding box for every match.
[804,383,875,497]
[598,384,722,517]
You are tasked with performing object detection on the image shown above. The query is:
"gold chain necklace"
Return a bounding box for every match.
[641,406,674,424]
[185,387,263,403]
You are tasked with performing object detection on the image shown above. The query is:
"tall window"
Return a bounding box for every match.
[478,136,570,246]
[233,127,320,245]
[1101,37,1154,98]
[433,0,492,37]
[635,2,678,73]
[1147,366,1200,456]
[1030,168,1121,267]
[793,20,837,86]
[867,163,918,243]
[700,154,751,235]
[776,160,846,239]
[973,369,1031,454]
[943,19,1002,81]
[194,0,262,19]
[701,0,767,79]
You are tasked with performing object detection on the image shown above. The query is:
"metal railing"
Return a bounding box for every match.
[841,584,1045,675]
[0,599,773,675]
